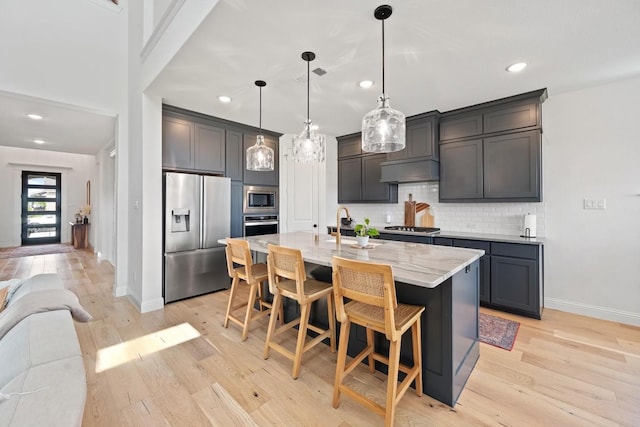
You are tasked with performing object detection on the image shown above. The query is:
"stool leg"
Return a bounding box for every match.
[263,290,282,359]
[223,275,239,328]
[333,319,351,408]
[385,338,402,427]
[326,292,336,353]
[241,281,258,341]
[412,319,423,396]
[366,327,375,373]
[292,301,311,379]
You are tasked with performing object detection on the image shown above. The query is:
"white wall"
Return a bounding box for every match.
[543,76,640,325]
[0,146,96,248]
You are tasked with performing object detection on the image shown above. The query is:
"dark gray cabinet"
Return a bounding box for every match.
[162,116,225,173]
[337,134,398,203]
[439,89,546,202]
[387,114,439,161]
[162,116,194,170]
[440,139,483,200]
[430,236,542,318]
[230,181,243,238]
[194,123,225,173]
[483,130,540,199]
[225,130,243,181]
[242,133,279,186]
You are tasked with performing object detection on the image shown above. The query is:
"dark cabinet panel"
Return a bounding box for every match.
[387,116,438,162]
[479,255,491,304]
[242,133,279,186]
[162,116,194,170]
[194,123,225,172]
[337,157,362,202]
[225,130,243,181]
[338,135,362,158]
[483,130,540,200]
[491,255,538,315]
[439,114,482,141]
[337,135,397,204]
[362,154,392,201]
[440,139,483,200]
[433,237,453,246]
[483,100,538,134]
[230,181,243,238]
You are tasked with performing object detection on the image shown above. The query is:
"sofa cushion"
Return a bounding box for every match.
[9,274,62,305]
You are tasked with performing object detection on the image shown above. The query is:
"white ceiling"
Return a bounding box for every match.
[2,0,640,156]
[0,90,115,155]
[149,0,640,137]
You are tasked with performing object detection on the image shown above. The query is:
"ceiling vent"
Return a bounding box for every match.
[312,68,327,76]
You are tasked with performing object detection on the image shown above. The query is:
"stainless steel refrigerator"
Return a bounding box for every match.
[163,172,231,303]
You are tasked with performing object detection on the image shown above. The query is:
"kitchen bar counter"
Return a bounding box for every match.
[224,232,483,407]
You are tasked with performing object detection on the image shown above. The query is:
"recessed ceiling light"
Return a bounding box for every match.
[506,62,527,73]
[218,95,232,103]
[311,124,319,131]
[27,113,43,120]
[359,80,374,89]
[33,139,46,144]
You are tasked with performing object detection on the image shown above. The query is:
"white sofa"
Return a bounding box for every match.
[0,274,87,427]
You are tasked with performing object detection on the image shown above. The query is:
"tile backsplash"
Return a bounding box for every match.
[343,182,546,237]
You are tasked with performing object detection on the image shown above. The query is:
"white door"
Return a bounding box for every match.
[279,135,325,234]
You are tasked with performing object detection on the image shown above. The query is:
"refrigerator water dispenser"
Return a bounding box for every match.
[171,208,190,232]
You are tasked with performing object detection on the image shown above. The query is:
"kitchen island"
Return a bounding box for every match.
[232,231,484,407]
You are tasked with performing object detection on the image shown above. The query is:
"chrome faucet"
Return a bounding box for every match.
[333,206,351,245]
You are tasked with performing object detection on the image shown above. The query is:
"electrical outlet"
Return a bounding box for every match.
[583,198,606,210]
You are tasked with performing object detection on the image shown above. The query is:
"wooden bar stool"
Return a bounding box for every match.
[264,244,336,379]
[331,256,425,427]
[224,238,275,341]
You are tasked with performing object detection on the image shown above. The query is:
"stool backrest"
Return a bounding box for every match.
[331,256,399,341]
[267,244,306,299]
[225,238,254,280]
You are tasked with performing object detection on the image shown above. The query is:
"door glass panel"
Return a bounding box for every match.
[27,214,57,225]
[27,188,57,198]
[27,175,57,186]
[27,201,57,211]
[26,227,57,238]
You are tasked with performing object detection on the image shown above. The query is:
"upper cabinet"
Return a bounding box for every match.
[380,112,440,183]
[439,89,546,202]
[162,105,280,188]
[337,134,398,203]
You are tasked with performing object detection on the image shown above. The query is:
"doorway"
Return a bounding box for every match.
[21,171,62,245]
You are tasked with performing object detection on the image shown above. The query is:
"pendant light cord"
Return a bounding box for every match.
[306,58,310,122]
[381,18,385,98]
[259,86,262,133]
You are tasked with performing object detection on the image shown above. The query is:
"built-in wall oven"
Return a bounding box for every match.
[243,185,278,214]
[244,215,279,237]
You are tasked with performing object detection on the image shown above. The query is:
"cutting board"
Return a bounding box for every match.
[416,202,435,227]
[404,194,416,226]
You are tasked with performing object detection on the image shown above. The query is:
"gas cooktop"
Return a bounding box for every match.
[384,226,440,234]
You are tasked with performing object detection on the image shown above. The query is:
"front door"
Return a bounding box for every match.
[21,171,62,245]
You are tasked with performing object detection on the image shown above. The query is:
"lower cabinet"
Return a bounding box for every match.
[429,236,542,318]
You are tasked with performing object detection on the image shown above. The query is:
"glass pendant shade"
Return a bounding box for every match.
[292,51,325,163]
[246,134,274,171]
[292,120,325,162]
[362,4,406,153]
[246,80,274,171]
[362,95,405,152]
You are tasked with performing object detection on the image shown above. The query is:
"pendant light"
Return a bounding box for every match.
[292,51,325,163]
[361,5,406,153]
[246,80,274,171]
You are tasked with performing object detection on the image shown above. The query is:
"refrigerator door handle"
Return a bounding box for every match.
[200,176,205,248]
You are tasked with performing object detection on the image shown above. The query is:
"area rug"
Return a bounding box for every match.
[0,244,76,259]
[479,313,520,351]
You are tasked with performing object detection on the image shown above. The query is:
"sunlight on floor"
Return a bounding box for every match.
[95,323,201,373]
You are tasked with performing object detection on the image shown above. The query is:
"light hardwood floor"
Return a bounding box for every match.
[1,250,639,426]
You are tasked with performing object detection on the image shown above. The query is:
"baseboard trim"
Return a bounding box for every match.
[545,297,640,327]
[140,297,165,313]
[114,285,128,297]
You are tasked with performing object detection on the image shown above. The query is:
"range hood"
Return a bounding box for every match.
[380,159,439,183]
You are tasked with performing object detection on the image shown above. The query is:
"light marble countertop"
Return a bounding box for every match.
[222,231,483,289]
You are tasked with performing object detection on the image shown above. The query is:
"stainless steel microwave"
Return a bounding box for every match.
[243,185,278,214]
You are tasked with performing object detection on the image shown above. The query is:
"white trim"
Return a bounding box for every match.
[141,0,186,61]
[114,284,128,297]
[140,297,165,313]
[545,297,640,327]
[8,162,72,171]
